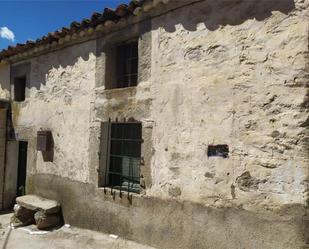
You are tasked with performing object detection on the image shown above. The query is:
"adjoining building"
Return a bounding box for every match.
[0,0,308,248]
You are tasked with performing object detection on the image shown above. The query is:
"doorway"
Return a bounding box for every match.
[17,141,27,196]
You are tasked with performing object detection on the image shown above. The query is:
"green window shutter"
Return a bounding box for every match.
[98,122,111,187]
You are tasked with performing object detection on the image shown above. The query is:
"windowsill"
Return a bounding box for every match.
[101,86,138,99]
[98,186,142,197]
[95,85,138,95]
[104,85,137,91]
[99,187,142,195]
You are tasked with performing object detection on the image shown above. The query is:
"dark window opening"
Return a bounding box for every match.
[14,76,26,102]
[116,40,138,88]
[207,144,229,158]
[99,121,142,193]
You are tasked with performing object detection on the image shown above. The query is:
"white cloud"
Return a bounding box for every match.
[0,27,15,42]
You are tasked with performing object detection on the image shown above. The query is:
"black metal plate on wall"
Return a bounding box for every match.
[207,144,229,158]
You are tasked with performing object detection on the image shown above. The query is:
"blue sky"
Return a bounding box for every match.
[0,0,130,50]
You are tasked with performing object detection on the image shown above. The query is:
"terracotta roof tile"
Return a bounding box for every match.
[0,0,164,61]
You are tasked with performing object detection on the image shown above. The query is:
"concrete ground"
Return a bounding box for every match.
[0,212,156,249]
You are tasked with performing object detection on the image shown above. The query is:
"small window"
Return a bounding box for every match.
[105,40,139,89]
[14,76,26,102]
[99,121,142,193]
[116,40,138,88]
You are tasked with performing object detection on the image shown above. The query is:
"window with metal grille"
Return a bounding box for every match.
[116,40,138,88]
[99,121,142,194]
[14,76,26,102]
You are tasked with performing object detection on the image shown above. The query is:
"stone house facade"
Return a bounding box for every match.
[0,0,308,248]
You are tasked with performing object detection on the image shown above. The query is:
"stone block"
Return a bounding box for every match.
[11,204,35,228]
[15,204,35,219]
[34,211,62,230]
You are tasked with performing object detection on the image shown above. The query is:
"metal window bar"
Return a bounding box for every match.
[105,122,142,194]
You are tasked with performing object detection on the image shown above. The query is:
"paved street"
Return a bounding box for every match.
[0,213,156,249]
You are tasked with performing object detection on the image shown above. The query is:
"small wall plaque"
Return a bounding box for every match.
[207,144,229,158]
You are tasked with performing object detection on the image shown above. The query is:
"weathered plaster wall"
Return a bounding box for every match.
[0,63,10,100]
[11,40,96,184]
[147,0,309,212]
[3,0,308,248]
[66,1,308,247]
[8,0,307,210]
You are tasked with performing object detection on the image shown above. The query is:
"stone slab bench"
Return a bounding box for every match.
[16,195,60,214]
[12,195,62,230]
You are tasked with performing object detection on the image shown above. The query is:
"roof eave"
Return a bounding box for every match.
[0,0,173,64]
